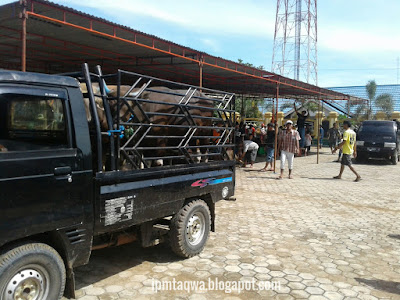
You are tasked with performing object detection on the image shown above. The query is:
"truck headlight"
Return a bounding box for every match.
[222,186,229,199]
[384,142,396,148]
[356,141,364,146]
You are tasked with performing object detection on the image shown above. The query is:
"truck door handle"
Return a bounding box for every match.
[54,166,73,183]
[54,166,72,176]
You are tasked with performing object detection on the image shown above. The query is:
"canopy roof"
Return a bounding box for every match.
[0,0,366,103]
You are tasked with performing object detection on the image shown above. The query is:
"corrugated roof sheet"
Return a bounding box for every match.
[0,0,368,103]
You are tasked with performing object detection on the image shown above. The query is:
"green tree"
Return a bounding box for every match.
[237,59,265,71]
[355,80,394,120]
[303,101,318,112]
[235,96,263,119]
[337,114,347,122]
[375,93,394,117]
[365,80,376,119]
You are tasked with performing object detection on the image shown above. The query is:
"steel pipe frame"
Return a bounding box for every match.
[1,24,206,82]
[12,22,337,100]
[2,24,231,86]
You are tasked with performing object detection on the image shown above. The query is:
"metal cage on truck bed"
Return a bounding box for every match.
[67,64,236,172]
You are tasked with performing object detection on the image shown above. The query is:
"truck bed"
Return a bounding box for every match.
[93,161,235,234]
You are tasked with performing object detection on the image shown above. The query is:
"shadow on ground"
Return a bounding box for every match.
[241,168,262,172]
[388,234,400,240]
[355,278,400,295]
[74,242,179,290]
[306,177,336,181]
[245,176,277,180]
[355,159,392,166]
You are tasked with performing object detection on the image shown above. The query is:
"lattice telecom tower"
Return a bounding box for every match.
[272,0,318,85]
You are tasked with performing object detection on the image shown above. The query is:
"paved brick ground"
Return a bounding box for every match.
[64,149,400,300]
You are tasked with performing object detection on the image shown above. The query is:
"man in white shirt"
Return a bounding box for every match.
[278,120,301,179]
[239,134,259,168]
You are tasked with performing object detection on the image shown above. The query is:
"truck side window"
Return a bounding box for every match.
[0,95,68,152]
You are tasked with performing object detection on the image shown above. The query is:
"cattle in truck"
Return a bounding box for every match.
[80,81,229,170]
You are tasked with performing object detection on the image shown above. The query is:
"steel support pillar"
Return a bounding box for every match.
[273,84,280,173]
[199,55,204,88]
[317,95,321,164]
[20,0,28,72]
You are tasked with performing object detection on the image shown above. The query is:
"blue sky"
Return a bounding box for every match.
[2,0,399,87]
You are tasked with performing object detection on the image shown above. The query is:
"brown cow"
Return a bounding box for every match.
[80,83,217,169]
[79,82,108,130]
[107,85,215,166]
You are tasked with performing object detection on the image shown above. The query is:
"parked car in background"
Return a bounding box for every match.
[356,120,400,164]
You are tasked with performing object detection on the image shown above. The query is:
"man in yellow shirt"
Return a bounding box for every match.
[332,120,361,182]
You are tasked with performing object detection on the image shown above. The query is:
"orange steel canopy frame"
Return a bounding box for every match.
[0,0,366,104]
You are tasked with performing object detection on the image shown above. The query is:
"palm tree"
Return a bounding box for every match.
[365,80,376,120]
[361,80,394,120]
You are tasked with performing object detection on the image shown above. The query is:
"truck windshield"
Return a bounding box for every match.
[358,123,394,135]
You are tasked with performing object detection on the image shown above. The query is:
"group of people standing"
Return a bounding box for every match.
[235,119,300,179]
[235,107,361,181]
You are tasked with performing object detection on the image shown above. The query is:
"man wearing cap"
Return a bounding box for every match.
[278,120,301,179]
[332,120,361,181]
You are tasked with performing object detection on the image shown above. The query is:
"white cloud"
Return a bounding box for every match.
[200,38,221,53]
[320,26,400,53]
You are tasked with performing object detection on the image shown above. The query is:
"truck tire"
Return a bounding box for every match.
[170,200,211,258]
[0,242,66,300]
[391,150,398,165]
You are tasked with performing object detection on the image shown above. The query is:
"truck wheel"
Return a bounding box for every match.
[170,200,211,258]
[391,150,398,165]
[0,243,66,300]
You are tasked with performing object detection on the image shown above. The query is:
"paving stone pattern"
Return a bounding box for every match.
[63,149,400,299]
